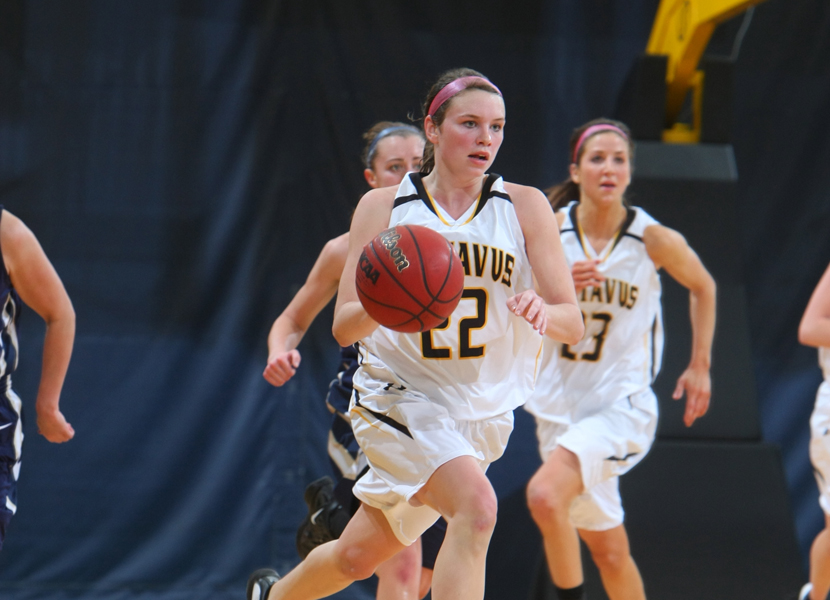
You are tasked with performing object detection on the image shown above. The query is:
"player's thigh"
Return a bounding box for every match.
[414,455,497,522]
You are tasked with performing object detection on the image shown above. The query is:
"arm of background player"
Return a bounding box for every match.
[799,261,830,348]
[1,210,75,443]
[332,188,395,347]
[645,224,716,427]
[264,233,348,387]
[508,184,583,345]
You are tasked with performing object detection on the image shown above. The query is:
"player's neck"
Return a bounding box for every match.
[576,199,628,249]
[422,169,484,220]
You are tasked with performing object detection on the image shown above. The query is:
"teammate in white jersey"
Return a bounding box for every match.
[247,68,583,600]
[798,261,830,600]
[524,119,716,600]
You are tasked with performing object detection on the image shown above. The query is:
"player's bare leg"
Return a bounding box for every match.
[375,537,423,600]
[808,514,830,600]
[579,525,645,600]
[413,455,498,600]
[526,446,584,589]
[264,503,405,600]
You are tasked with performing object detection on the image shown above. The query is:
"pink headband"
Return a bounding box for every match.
[572,124,628,163]
[427,76,503,117]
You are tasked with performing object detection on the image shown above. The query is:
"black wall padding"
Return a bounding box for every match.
[700,57,734,144]
[629,143,760,440]
[615,53,668,140]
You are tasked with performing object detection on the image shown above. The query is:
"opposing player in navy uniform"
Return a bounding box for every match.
[247,68,584,600]
[524,119,716,600]
[0,208,75,549]
[262,122,450,599]
[798,261,830,600]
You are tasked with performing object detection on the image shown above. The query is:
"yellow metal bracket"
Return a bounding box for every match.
[646,0,766,143]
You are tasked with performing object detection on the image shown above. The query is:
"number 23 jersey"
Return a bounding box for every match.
[525,201,664,424]
[354,172,541,422]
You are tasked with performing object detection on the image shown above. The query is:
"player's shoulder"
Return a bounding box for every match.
[0,209,34,252]
[319,232,350,264]
[501,181,547,204]
[642,222,688,262]
[357,186,397,210]
[501,181,554,221]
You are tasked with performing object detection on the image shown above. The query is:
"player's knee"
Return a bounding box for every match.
[377,555,419,588]
[332,541,379,582]
[451,490,498,540]
[526,474,568,526]
[589,542,630,574]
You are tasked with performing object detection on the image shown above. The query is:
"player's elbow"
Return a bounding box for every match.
[332,320,355,348]
[799,319,818,347]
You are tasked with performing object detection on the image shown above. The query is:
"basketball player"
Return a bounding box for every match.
[0,208,75,549]
[524,119,716,600]
[263,121,447,599]
[246,68,584,600]
[798,261,830,600]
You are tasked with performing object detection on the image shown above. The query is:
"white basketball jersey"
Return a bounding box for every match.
[525,201,664,423]
[820,347,830,381]
[354,173,542,421]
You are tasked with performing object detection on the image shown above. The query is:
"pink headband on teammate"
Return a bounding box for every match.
[427,76,503,117]
[572,124,629,163]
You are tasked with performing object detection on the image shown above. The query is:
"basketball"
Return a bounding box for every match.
[355,224,465,333]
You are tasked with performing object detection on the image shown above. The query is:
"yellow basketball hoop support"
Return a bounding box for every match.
[646,0,766,143]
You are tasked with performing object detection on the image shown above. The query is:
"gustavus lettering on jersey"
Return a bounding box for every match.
[359,251,380,284]
[451,241,515,288]
[379,229,410,272]
[580,278,639,309]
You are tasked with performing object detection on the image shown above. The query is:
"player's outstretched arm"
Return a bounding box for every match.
[332,188,395,347]
[0,210,75,443]
[507,184,583,344]
[264,233,348,387]
[799,262,830,348]
[645,224,716,427]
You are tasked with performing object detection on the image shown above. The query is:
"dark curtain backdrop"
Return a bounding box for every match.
[0,0,827,598]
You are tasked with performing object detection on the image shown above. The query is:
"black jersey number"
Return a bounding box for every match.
[421,288,488,360]
[560,311,613,362]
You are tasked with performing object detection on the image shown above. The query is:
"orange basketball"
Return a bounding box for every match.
[355,224,465,333]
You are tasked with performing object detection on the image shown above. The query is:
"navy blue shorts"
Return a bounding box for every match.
[0,459,18,550]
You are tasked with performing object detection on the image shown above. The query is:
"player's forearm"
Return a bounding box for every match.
[688,278,716,369]
[267,316,306,360]
[544,302,584,345]
[333,301,378,347]
[35,311,75,414]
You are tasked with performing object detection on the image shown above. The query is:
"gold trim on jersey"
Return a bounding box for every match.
[576,219,625,263]
[423,186,482,227]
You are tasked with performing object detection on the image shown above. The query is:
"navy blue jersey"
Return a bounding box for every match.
[325,344,358,418]
[0,208,23,463]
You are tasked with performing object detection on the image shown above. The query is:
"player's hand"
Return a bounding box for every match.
[36,407,75,443]
[263,349,301,387]
[507,290,547,335]
[571,259,604,292]
[673,365,711,427]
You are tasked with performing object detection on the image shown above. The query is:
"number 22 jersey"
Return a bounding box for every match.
[525,201,664,424]
[353,172,542,422]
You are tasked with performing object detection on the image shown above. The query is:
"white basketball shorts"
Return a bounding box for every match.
[350,384,514,546]
[810,382,830,515]
[534,388,658,531]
